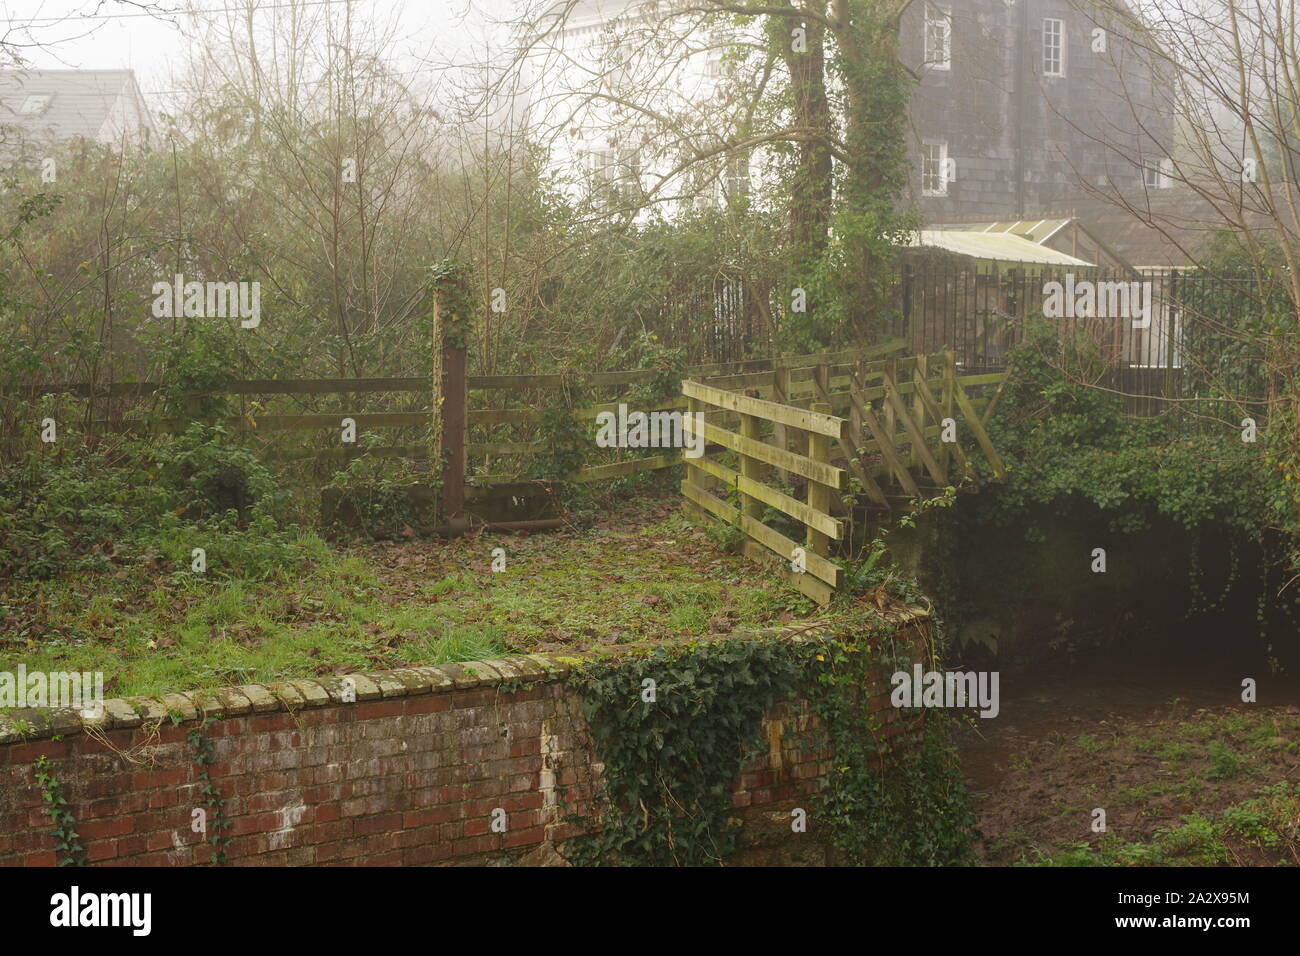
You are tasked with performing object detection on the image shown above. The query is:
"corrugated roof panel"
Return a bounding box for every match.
[911,230,1096,266]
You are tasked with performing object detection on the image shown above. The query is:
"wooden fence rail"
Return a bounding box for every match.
[679,350,1008,604]
[6,342,924,527]
[15,341,911,488]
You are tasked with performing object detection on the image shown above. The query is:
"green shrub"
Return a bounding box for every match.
[158,423,278,520]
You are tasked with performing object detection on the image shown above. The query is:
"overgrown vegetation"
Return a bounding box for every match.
[561,601,977,867]
[972,703,1300,867]
[1,496,804,700]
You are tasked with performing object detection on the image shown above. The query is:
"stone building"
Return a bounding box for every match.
[900,0,1173,221]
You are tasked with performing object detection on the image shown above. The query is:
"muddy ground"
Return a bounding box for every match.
[955,660,1300,865]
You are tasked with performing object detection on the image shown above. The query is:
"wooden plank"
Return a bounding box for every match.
[691,455,843,539]
[883,358,898,447]
[956,372,1009,388]
[441,332,468,522]
[910,355,928,469]
[468,370,656,389]
[699,369,786,392]
[687,340,905,379]
[814,367,890,508]
[25,342,913,403]
[912,369,971,477]
[21,378,431,398]
[941,353,957,474]
[694,419,847,490]
[953,379,1008,480]
[467,397,688,427]
[882,371,947,486]
[980,367,1011,428]
[682,380,846,438]
[574,452,682,482]
[467,441,582,455]
[87,411,433,433]
[23,381,160,398]
[682,479,842,588]
[850,391,921,498]
[226,377,427,394]
[743,540,834,605]
[685,394,709,497]
[278,444,430,463]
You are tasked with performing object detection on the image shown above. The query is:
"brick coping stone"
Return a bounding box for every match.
[0,609,927,745]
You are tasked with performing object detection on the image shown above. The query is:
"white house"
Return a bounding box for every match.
[0,69,155,164]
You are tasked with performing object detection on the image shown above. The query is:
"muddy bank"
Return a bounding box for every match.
[955,657,1300,865]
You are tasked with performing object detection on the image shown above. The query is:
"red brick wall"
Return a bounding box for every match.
[0,624,920,866]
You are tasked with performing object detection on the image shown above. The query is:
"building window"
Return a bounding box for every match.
[1144,158,1173,189]
[589,147,642,205]
[19,94,52,115]
[924,5,952,71]
[922,140,949,196]
[1043,19,1065,76]
[725,153,751,201]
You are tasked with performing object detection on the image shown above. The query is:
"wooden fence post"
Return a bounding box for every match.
[884,356,898,465]
[911,353,928,468]
[806,401,833,560]
[431,265,470,532]
[739,409,763,521]
[771,368,790,484]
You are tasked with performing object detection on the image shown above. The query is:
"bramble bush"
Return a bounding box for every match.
[0,419,311,580]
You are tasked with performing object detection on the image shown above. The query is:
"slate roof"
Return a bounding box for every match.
[0,69,153,152]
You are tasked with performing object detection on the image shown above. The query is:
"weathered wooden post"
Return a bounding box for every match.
[884,355,898,453]
[739,402,762,523]
[911,353,928,469]
[430,261,471,534]
[771,367,790,484]
[806,401,833,561]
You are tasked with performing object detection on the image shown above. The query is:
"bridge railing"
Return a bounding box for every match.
[680,350,1008,604]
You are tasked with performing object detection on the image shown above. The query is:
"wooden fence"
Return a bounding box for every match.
[679,350,1008,604]
[8,339,914,527]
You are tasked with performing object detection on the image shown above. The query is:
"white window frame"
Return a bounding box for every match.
[1043,18,1065,77]
[588,146,642,203]
[922,140,949,196]
[1144,158,1173,189]
[924,5,952,71]
[724,153,751,201]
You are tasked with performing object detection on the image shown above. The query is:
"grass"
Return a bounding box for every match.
[1,495,815,700]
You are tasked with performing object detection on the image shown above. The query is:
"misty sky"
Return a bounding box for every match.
[1,0,516,104]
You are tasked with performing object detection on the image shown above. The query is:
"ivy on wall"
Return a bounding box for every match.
[188,717,233,864]
[562,634,805,866]
[33,755,87,867]
[560,604,977,867]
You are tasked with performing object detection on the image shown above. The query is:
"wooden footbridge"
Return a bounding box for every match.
[679,347,1008,604]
